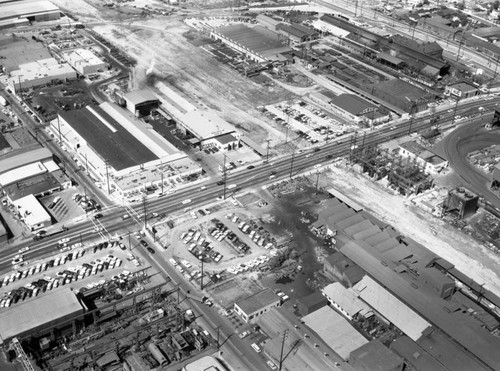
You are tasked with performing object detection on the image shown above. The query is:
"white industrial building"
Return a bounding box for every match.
[61,48,106,76]
[54,102,201,201]
[13,194,51,231]
[0,0,60,24]
[8,58,76,92]
[155,82,240,150]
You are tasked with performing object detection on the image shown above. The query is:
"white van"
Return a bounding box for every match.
[228,184,237,190]
[251,343,261,353]
[182,199,192,205]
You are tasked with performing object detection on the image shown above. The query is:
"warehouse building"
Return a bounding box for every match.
[8,57,76,92]
[123,89,161,117]
[0,288,84,345]
[322,282,372,320]
[54,102,197,201]
[275,23,318,43]
[349,340,404,371]
[398,140,448,174]
[0,0,60,27]
[61,48,106,76]
[302,306,369,360]
[329,94,390,126]
[234,288,281,323]
[211,24,291,63]
[444,81,481,99]
[12,194,51,231]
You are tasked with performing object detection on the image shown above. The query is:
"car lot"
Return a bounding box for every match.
[0,239,139,309]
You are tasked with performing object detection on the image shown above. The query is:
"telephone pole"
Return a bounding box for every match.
[105,160,111,195]
[222,153,228,200]
[289,150,295,179]
[266,139,271,163]
[278,330,289,371]
[142,195,147,231]
[200,259,204,290]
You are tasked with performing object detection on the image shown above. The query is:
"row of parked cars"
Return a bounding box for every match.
[211,218,251,254]
[227,255,270,275]
[228,214,276,250]
[181,228,223,263]
[169,258,203,282]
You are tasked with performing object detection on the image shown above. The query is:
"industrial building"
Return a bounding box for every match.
[323,252,365,287]
[302,306,369,360]
[156,81,241,151]
[233,288,281,323]
[0,0,60,29]
[295,292,328,316]
[445,81,481,99]
[8,57,76,93]
[329,94,390,126]
[322,282,372,321]
[398,140,448,174]
[353,276,432,341]
[123,89,161,117]
[0,147,70,202]
[390,336,449,371]
[210,24,291,63]
[54,102,193,199]
[183,356,225,371]
[275,22,318,43]
[443,187,479,220]
[340,241,500,371]
[0,288,84,345]
[61,48,106,76]
[349,340,404,371]
[13,194,51,231]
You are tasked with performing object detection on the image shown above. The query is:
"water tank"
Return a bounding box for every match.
[147,342,168,366]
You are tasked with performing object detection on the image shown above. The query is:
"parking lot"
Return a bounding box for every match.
[0,239,142,309]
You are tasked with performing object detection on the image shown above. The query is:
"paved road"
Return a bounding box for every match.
[442,118,500,209]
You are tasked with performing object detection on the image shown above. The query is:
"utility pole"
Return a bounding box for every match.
[315,169,320,194]
[278,329,289,371]
[105,160,111,195]
[177,283,180,304]
[160,171,164,195]
[289,150,295,179]
[216,326,221,349]
[222,153,228,200]
[57,115,62,146]
[142,195,147,231]
[408,101,417,135]
[451,95,461,126]
[200,259,204,290]
[266,139,271,163]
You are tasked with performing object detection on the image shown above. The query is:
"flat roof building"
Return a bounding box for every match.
[12,194,51,231]
[211,24,291,63]
[0,288,84,345]
[296,292,328,316]
[9,58,76,93]
[322,282,372,320]
[123,89,161,117]
[353,275,431,341]
[0,147,52,175]
[61,48,106,76]
[390,336,448,371]
[302,306,369,360]
[0,0,60,24]
[183,356,225,371]
[234,288,281,323]
[349,339,404,371]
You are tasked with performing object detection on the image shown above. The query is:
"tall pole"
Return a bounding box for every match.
[278,329,289,371]
[105,160,110,195]
[200,259,204,290]
[57,115,62,145]
[266,139,271,163]
[216,326,220,349]
[315,170,320,194]
[177,283,180,304]
[160,171,164,195]
[142,195,147,231]
[494,56,499,79]
[289,150,295,179]
[222,153,227,200]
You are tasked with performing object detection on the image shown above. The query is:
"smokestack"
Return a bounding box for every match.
[129,67,136,91]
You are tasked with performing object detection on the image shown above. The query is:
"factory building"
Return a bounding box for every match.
[12,194,51,231]
[0,288,84,345]
[123,89,161,117]
[329,94,390,126]
[0,147,70,202]
[443,187,479,220]
[275,23,318,43]
[444,81,481,99]
[61,48,106,76]
[349,340,404,371]
[234,288,281,323]
[8,58,76,93]
[0,0,60,29]
[210,24,291,63]
[54,102,199,201]
[398,140,448,174]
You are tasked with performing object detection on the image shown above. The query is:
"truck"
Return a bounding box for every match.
[0,96,8,106]
[228,184,237,190]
